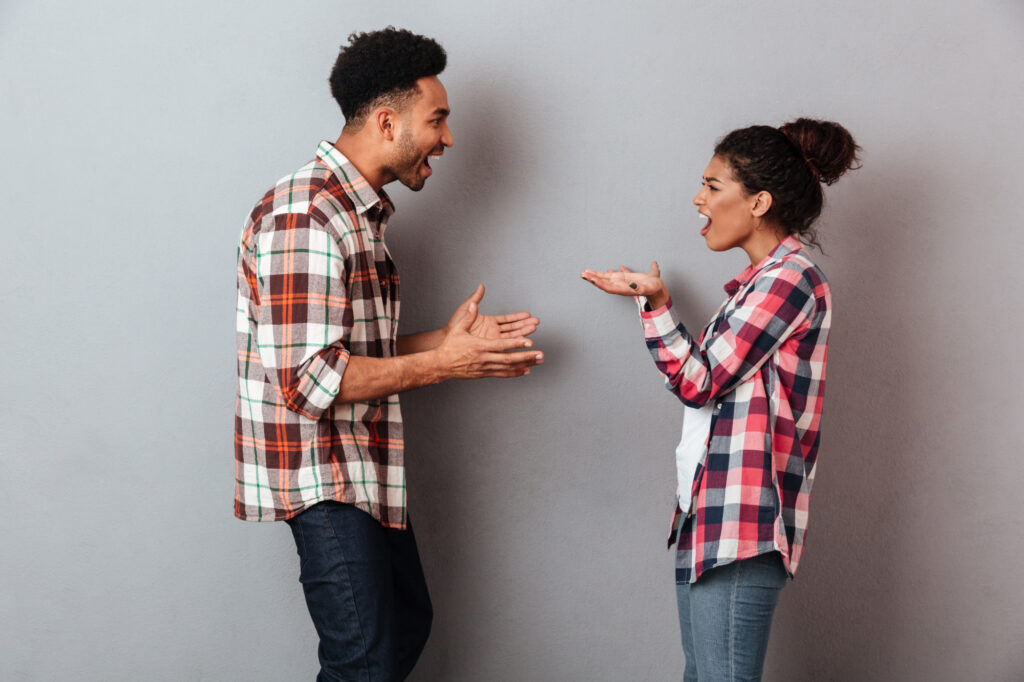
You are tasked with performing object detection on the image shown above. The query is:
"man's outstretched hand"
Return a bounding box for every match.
[444,284,539,341]
[436,285,543,379]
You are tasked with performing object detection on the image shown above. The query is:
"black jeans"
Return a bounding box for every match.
[286,502,433,681]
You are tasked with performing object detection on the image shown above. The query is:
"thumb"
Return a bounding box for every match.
[453,300,478,332]
[467,283,485,306]
[649,261,661,278]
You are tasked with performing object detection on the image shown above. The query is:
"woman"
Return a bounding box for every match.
[582,119,859,680]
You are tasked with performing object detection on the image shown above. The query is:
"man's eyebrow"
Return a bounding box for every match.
[432,107,450,117]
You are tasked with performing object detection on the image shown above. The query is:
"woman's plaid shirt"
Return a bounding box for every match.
[640,236,831,583]
[235,142,406,527]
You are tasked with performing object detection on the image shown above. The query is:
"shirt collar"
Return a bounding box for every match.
[723,235,804,296]
[315,140,395,218]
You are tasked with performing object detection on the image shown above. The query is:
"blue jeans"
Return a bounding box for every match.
[286,502,433,682]
[676,552,787,681]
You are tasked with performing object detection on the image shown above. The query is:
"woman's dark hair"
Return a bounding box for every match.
[329,27,447,125]
[714,118,861,248]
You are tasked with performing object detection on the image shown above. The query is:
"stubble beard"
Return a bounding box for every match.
[391,128,426,192]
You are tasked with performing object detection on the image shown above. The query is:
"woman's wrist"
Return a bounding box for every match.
[646,284,669,309]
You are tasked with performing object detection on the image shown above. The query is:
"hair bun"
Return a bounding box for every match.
[779,118,861,185]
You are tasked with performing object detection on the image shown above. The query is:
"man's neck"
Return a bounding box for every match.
[332,131,391,193]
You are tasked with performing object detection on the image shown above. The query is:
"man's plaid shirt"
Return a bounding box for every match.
[235,141,407,527]
[640,236,832,583]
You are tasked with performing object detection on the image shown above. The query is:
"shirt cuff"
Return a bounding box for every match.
[289,345,351,420]
[638,296,681,338]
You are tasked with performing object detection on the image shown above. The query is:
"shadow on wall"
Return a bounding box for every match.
[765,157,938,679]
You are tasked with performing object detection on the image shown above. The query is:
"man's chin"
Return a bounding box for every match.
[399,177,426,192]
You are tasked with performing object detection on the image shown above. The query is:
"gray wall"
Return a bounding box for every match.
[2,1,1022,680]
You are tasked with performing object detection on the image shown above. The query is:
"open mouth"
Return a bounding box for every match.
[699,212,711,236]
[422,153,442,177]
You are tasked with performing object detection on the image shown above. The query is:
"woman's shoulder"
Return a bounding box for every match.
[741,247,829,310]
[765,244,828,289]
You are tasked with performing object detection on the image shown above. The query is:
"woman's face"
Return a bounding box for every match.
[692,155,760,253]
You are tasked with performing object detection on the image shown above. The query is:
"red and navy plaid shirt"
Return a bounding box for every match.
[640,236,831,583]
[235,141,406,527]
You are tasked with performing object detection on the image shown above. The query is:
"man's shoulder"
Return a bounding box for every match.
[261,156,355,221]
[241,153,362,250]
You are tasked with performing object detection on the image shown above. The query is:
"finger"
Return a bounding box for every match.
[583,277,634,296]
[499,321,539,338]
[497,315,539,329]
[483,350,544,365]
[649,261,661,278]
[582,272,620,287]
[585,278,630,294]
[494,311,532,324]
[479,367,533,378]
[618,265,635,274]
[479,337,537,351]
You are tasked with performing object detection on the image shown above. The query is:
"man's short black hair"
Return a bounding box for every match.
[329,27,447,125]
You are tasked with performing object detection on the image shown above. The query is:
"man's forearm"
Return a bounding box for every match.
[340,299,543,404]
[336,352,443,404]
[396,329,445,355]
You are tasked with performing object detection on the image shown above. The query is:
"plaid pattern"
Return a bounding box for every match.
[235,141,406,527]
[640,236,831,583]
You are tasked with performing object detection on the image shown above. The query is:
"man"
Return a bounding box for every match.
[234,27,543,681]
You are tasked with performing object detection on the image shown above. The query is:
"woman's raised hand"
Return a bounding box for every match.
[581,262,669,308]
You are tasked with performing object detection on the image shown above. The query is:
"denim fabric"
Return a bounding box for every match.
[286,501,432,681]
[676,552,787,681]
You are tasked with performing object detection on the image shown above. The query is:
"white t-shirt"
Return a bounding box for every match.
[675,402,713,515]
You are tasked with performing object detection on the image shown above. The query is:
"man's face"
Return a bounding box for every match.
[387,76,453,191]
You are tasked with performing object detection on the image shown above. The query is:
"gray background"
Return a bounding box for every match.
[2,1,1022,680]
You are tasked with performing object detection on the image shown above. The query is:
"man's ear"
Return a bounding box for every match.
[751,190,773,218]
[374,107,397,141]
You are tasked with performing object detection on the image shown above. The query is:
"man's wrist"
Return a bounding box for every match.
[423,348,447,384]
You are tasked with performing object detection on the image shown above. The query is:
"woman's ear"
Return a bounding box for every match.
[751,190,773,218]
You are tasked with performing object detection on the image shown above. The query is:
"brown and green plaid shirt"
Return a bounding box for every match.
[235,141,406,526]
